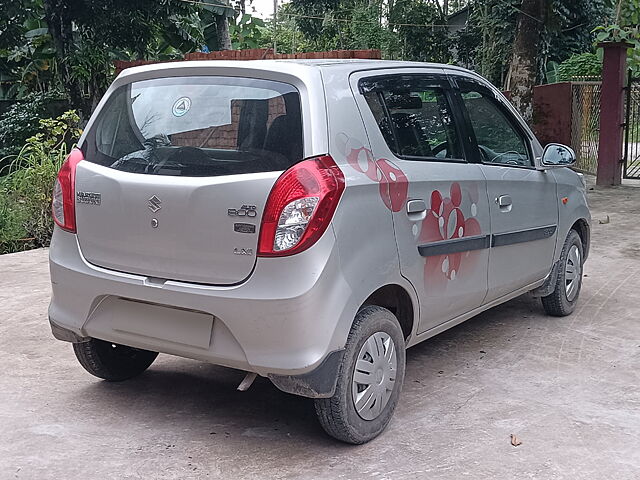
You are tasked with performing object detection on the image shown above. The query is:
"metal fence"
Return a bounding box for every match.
[624,73,640,179]
[570,82,602,175]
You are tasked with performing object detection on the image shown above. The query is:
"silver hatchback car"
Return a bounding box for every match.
[49,60,590,444]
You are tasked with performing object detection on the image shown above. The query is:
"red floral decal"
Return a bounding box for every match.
[340,135,409,212]
[376,158,409,212]
[345,145,380,182]
[336,134,482,291]
[420,182,482,292]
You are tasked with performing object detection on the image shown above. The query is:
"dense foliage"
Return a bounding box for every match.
[0,0,637,254]
[0,110,81,253]
[453,0,614,87]
[0,90,65,159]
[593,0,640,74]
[0,0,235,113]
[557,53,602,81]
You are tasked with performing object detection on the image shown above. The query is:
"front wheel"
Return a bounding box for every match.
[541,229,584,316]
[73,338,158,381]
[314,306,406,444]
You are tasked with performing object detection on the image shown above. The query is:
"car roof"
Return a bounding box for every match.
[117,58,479,81]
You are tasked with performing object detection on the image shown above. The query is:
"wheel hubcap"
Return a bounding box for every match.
[565,244,582,301]
[351,332,397,421]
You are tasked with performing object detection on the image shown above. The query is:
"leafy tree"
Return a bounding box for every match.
[507,0,548,121]
[0,0,236,114]
[594,0,640,74]
[286,0,447,61]
[452,0,615,92]
[389,0,449,62]
[230,13,267,50]
[451,0,518,85]
[541,0,614,80]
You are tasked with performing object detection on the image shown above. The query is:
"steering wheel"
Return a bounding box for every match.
[477,144,494,163]
[491,150,524,165]
[478,145,524,165]
[431,141,449,158]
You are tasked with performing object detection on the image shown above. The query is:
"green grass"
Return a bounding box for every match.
[0,142,67,253]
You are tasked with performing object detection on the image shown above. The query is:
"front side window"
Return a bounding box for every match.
[460,85,531,167]
[361,76,464,161]
[83,76,303,177]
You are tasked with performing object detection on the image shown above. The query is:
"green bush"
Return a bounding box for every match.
[557,53,602,81]
[0,91,67,161]
[0,192,28,254]
[0,110,81,254]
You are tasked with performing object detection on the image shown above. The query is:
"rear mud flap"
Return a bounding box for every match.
[268,349,345,399]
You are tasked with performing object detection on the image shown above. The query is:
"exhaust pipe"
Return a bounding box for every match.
[237,372,257,392]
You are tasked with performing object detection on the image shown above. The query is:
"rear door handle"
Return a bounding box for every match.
[406,199,427,214]
[406,199,427,221]
[496,195,512,207]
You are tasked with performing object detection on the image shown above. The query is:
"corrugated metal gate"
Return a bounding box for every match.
[570,81,601,174]
[624,72,640,179]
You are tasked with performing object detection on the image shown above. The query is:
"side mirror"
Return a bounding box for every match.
[540,143,576,168]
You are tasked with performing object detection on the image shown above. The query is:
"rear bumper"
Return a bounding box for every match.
[48,226,355,382]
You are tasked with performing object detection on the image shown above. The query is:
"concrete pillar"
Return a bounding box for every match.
[596,42,630,186]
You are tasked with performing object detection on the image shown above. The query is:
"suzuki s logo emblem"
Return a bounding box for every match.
[148,195,162,213]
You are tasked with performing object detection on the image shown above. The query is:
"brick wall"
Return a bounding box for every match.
[171,96,286,150]
[532,82,572,147]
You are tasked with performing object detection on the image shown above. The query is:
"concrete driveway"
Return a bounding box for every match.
[1,182,639,479]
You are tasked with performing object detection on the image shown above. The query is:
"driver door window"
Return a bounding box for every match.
[460,88,532,167]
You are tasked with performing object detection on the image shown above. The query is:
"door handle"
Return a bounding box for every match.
[406,199,427,214]
[496,195,512,207]
[406,199,427,221]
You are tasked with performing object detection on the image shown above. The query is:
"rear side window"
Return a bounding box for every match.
[83,76,303,176]
[360,75,464,161]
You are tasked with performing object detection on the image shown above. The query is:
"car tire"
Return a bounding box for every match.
[73,338,158,381]
[314,305,406,444]
[541,229,584,317]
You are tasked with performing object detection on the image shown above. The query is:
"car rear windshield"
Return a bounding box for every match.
[82,76,303,177]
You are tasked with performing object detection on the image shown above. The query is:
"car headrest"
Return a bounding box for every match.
[386,94,422,110]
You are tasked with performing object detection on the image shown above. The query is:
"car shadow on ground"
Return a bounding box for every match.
[72,293,541,447]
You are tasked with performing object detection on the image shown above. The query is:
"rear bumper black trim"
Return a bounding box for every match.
[492,225,557,247]
[418,235,491,257]
[49,318,90,343]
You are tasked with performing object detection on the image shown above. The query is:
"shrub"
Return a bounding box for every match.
[0,192,28,254]
[557,53,602,81]
[0,91,68,161]
[0,110,81,253]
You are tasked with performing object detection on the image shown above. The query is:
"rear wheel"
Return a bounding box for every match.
[541,229,584,316]
[314,306,406,444]
[73,338,158,381]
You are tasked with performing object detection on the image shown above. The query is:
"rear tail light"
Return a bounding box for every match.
[258,155,345,257]
[52,148,83,233]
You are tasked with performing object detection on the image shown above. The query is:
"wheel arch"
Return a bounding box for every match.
[571,218,590,261]
[361,283,416,342]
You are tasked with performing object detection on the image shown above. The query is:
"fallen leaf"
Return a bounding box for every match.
[510,434,522,447]
[598,215,610,224]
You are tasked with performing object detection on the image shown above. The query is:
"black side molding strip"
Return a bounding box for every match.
[492,225,557,247]
[417,225,558,257]
[418,235,491,257]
